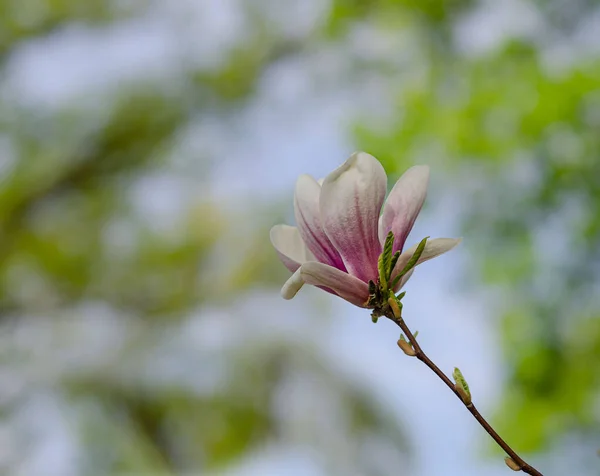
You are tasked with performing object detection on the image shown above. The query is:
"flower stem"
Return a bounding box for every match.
[385,309,543,476]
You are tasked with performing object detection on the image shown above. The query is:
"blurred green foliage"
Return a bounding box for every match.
[0,0,130,55]
[0,1,413,474]
[326,0,474,32]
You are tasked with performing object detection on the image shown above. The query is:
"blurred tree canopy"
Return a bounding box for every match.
[2,0,599,474]
[0,1,412,474]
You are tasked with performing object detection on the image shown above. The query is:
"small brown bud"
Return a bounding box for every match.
[388,297,402,318]
[504,457,521,471]
[397,337,416,356]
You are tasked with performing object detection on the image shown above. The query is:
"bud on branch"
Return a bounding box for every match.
[452,367,472,405]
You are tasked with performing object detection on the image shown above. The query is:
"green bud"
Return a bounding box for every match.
[452,367,472,405]
[397,334,416,356]
[387,295,402,318]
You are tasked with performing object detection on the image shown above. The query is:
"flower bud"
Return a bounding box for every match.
[452,367,472,405]
[397,335,416,356]
[388,296,402,318]
[504,457,520,471]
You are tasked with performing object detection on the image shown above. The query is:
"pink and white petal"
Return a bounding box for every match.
[320,152,387,283]
[391,237,462,281]
[300,262,370,307]
[281,268,305,300]
[294,174,346,270]
[379,165,430,253]
[270,224,313,273]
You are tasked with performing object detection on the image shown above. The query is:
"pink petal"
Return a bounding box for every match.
[294,174,346,271]
[270,224,313,273]
[300,262,370,307]
[379,165,429,253]
[320,152,387,282]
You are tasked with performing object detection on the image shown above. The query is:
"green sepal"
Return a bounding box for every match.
[391,236,429,289]
[378,231,395,291]
[377,254,386,292]
[389,250,401,277]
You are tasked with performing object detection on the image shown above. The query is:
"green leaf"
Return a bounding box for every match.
[378,231,395,290]
[389,250,401,277]
[391,237,429,288]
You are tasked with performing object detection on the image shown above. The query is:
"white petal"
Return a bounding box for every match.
[270,225,313,273]
[301,262,370,307]
[281,268,305,300]
[391,237,462,281]
[294,174,346,270]
[379,165,429,253]
[320,152,387,282]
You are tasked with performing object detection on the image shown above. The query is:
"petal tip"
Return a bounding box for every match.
[280,268,304,300]
[449,237,463,248]
[296,173,313,181]
[269,224,282,245]
[323,151,382,186]
[404,164,430,185]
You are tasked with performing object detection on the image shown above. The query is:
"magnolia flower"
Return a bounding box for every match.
[270,152,461,307]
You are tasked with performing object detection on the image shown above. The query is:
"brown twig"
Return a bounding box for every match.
[386,308,543,476]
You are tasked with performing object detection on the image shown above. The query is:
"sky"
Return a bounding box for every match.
[2,1,552,475]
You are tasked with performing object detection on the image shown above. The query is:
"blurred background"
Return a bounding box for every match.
[0,0,599,475]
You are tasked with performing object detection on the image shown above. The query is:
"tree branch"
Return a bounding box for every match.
[385,309,543,476]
